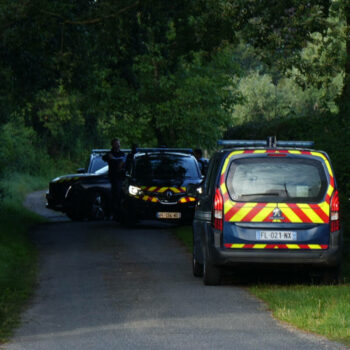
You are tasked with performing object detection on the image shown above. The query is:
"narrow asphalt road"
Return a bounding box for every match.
[1,191,347,350]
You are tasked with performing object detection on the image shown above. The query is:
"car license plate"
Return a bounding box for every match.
[256,231,297,241]
[157,212,181,219]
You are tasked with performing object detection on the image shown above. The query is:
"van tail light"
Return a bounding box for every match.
[213,188,223,231]
[330,190,340,233]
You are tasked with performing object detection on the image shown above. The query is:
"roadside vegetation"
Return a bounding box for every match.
[0,167,76,342]
[1,0,350,344]
[174,225,350,345]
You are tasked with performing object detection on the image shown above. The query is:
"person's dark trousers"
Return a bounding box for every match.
[110,178,123,220]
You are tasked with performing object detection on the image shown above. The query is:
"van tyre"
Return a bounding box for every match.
[192,236,203,277]
[192,252,203,277]
[320,265,342,285]
[203,250,221,285]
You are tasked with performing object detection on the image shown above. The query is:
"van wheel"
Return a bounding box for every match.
[320,265,342,285]
[203,251,221,286]
[192,236,203,277]
[193,253,203,277]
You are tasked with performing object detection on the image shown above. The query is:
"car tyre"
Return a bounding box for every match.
[88,191,107,221]
[203,249,221,285]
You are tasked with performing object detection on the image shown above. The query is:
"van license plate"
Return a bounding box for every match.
[157,212,181,219]
[256,231,297,241]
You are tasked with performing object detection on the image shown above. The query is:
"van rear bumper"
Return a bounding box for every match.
[209,231,342,267]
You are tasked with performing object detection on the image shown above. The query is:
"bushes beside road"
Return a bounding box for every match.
[0,166,75,342]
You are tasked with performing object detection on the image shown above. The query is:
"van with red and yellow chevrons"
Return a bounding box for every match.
[192,138,342,285]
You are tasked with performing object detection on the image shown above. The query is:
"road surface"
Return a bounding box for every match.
[1,191,347,350]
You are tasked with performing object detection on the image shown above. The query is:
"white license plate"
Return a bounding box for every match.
[157,212,181,219]
[256,231,297,241]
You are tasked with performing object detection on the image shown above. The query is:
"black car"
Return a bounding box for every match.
[46,149,128,211]
[63,165,113,221]
[192,138,342,285]
[120,149,203,225]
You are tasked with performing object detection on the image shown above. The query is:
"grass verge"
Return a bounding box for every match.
[174,225,350,345]
[0,173,48,343]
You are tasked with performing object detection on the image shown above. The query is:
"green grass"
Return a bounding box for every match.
[174,224,350,345]
[0,173,48,343]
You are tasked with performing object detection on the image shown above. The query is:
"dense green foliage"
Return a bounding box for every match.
[0,174,47,342]
[0,0,350,343]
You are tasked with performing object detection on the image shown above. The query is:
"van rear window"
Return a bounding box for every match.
[226,157,328,203]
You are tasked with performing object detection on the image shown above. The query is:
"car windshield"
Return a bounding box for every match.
[89,156,107,173]
[94,165,108,175]
[133,154,200,180]
[226,157,328,203]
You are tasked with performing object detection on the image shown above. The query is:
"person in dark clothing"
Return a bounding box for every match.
[102,138,125,220]
[125,143,138,174]
[194,148,209,176]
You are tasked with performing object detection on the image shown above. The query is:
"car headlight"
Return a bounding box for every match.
[129,185,142,196]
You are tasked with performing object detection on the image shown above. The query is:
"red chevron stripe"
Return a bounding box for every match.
[225,203,246,221]
[325,194,331,204]
[309,204,329,223]
[262,209,274,222]
[224,244,329,250]
[287,203,313,223]
[220,173,225,185]
[241,203,267,221]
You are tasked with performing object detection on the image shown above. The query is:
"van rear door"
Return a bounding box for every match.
[221,150,334,250]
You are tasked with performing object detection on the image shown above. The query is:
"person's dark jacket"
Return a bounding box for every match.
[102,150,125,180]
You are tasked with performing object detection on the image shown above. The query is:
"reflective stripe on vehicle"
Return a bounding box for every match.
[140,186,186,193]
[224,243,328,250]
[220,150,334,224]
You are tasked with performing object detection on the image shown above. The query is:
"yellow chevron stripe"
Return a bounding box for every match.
[170,187,181,193]
[231,203,257,221]
[250,207,272,222]
[288,150,301,154]
[151,197,158,203]
[319,201,330,216]
[230,244,245,248]
[301,204,324,223]
[279,206,303,223]
[308,244,322,249]
[253,244,267,249]
[158,187,168,193]
[286,244,301,249]
[148,186,157,192]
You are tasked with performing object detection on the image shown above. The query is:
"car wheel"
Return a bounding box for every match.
[88,191,106,221]
[202,249,221,286]
[65,190,85,221]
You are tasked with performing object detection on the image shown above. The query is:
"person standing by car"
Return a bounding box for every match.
[102,138,125,220]
[194,148,209,176]
[125,143,138,174]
